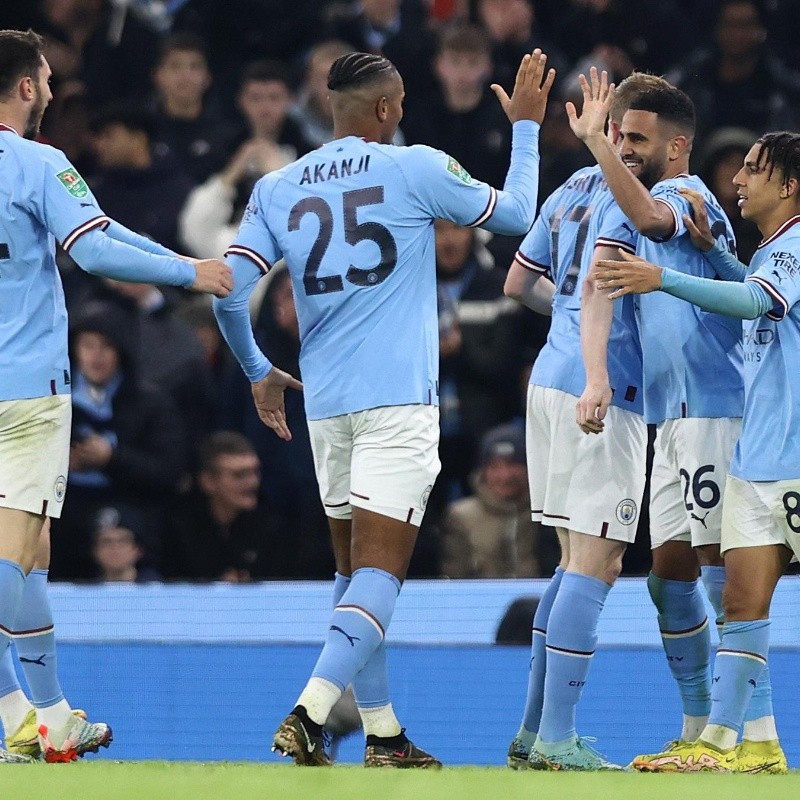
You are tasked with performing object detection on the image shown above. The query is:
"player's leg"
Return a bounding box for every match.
[530,398,645,771]
[509,385,568,767]
[530,531,626,771]
[328,517,412,760]
[11,521,111,762]
[645,420,713,745]
[0,507,43,764]
[633,475,792,773]
[508,529,568,769]
[275,406,440,767]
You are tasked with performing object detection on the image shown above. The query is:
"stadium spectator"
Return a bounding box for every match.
[91,505,162,582]
[404,23,511,191]
[473,0,568,92]
[441,422,558,578]
[10,0,162,105]
[288,40,354,150]
[88,102,195,255]
[162,432,302,581]
[51,302,187,579]
[324,0,436,98]
[149,32,238,183]
[669,0,800,151]
[180,61,312,260]
[699,127,762,264]
[538,0,688,77]
[74,279,217,453]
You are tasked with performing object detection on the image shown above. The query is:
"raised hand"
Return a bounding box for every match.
[251,367,304,441]
[491,48,556,125]
[565,66,615,142]
[190,258,234,298]
[678,188,715,252]
[594,249,663,299]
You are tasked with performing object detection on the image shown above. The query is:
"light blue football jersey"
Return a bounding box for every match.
[516,165,643,414]
[636,174,744,424]
[0,125,111,401]
[730,216,800,481]
[227,127,539,420]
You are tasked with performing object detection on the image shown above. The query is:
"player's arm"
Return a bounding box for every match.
[593,250,774,319]
[566,68,675,239]
[679,188,748,281]
[504,258,555,316]
[213,194,302,441]
[576,244,629,434]
[68,227,232,296]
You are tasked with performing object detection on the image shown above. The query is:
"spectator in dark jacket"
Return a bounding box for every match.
[50,302,187,579]
[163,432,313,581]
[88,102,195,254]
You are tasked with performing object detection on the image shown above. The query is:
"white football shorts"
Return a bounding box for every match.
[0,395,71,519]
[649,416,741,549]
[527,385,647,542]
[308,404,440,526]
[721,473,800,558]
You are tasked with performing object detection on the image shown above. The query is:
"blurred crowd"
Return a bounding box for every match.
[2,0,798,582]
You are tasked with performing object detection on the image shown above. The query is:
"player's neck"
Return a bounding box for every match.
[661,159,690,182]
[0,104,25,136]
[756,204,800,242]
[332,123,381,143]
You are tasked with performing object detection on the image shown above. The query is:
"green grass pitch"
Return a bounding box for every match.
[2,762,800,800]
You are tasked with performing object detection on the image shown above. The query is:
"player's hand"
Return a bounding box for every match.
[251,367,303,441]
[492,48,556,125]
[576,381,612,435]
[679,188,715,252]
[565,66,615,143]
[190,258,234,298]
[594,249,663,299]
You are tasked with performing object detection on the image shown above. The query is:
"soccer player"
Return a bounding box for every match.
[571,70,782,771]
[502,72,669,772]
[214,49,554,767]
[0,29,232,763]
[592,131,800,773]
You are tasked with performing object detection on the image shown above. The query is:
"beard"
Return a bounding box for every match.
[637,154,668,190]
[23,86,46,140]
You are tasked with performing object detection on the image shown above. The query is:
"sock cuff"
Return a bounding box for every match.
[561,571,611,601]
[699,565,725,580]
[29,569,49,578]
[351,567,401,594]
[0,560,25,581]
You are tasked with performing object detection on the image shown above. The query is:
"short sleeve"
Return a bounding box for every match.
[225,182,282,274]
[38,148,110,252]
[400,145,500,228]
[595,199,637,254]
[746,242,800,321]
[647,181,686,243]
[514,209,551,275]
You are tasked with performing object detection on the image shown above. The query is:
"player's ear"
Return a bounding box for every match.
[375,95,389,123]
[18,74,35,101]
[780,177,798,199]
[668,135,688,161]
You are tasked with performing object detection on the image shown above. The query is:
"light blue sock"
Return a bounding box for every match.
[700,565,725,626]
[648,572,710,717]
[0,647,22,699]
[710,620,769,732]
[312,568,400,692]
[0,560,26,664]
[520,566,565,738]
[332,572,391,708]
[12,570,64,707]
[538,571,610,743]
[699,567,775,728]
